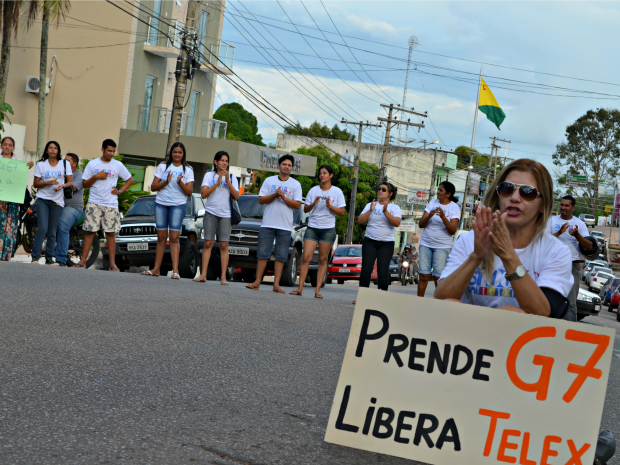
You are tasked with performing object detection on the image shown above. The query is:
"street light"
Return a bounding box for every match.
[416,140,439,149]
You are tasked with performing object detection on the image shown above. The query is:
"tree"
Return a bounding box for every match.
[453,145,499,172]
[553,108,620,217]
[213,102,265,146]
[284,121,356,142]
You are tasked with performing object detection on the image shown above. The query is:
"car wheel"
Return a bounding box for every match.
[577,313,586,321]
[102,255,110,271]
[617,311,620,322]
[337,279,344,285]
[326,278,333,285]
[608,304,613,312]
[309,270,326,288]
[280,248,299,287]
[178,241,198,279]
[373,279,378,286]
[241,268,256,283]
[226,267,234,282]
[205,261,218,281]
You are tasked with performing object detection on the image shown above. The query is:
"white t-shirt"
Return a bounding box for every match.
[201,171,239,218]
[305,185,346,229]
[361,202,402,242]
[154,163,194,206]
[440,231,573,308]
[83,158,132,209]
[545,215,589,261]
[259,175,303,231]
[34,159,72,206]
[420,199,461,249]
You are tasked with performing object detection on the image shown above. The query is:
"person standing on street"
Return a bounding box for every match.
[417,181,460,297]
[142,142,194,279]
[76,139,133,270]
[355,182,401,301]
[546,194,593,321]
[0,136,34,261]
[31,141,73,265]
[193,150,238,284]
[290,165,345,299]
[55,153,84,266]
[246,155,302,293]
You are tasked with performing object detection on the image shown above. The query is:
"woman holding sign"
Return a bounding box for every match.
[290,165,345,299]
[0,137,34,261]
[355,183,401,301]
[435,159,573,317]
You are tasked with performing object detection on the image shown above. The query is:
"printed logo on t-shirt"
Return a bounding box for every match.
[315,195,336,205]
[552,223,576,235]
[467,267,540,298]
[371,208,386,216]
[93,168,117,179]
[208,178,228,189]
[165,170,189,183]
[43,170,63,180]
[270,185,293,201]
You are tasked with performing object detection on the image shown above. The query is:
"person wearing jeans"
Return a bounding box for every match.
[55,153,84,266]
[354,182,401,304]
[31,141,73,265]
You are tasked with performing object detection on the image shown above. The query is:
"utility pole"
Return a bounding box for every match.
[429,147,438,197]
[166,1,200,156]
[342,119,382,244]
[378,103,427,183]
[484,137,510,196]
[461,153,474,227]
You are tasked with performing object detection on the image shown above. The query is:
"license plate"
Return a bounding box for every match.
[391,273,399,277]
[595,305,601,312]
[127,243,148,251]
[229,247,249,256]
[339,269,351,273]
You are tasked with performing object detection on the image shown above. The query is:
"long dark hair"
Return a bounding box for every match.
[1,136,15,157]
[213,150,229,173]
[439,181,458,203]
[40,141,61,162]
[380,182,398,201]
[165,142,189,173]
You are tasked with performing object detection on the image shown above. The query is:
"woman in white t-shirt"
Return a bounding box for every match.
[142,142,194,279]
[194,150,239,285]
[290,165,346,299]
[435,159,573,318]
[31,141,73,265]
[355,182,402,301]
[417,181,461,297]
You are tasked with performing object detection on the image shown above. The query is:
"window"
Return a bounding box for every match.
[186,91,199,136]
[140,76,156,131]
[199,11,209,54]
[147,0,163,46]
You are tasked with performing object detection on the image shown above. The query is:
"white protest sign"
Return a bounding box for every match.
[325,289,614,465]
[397,222,416,233]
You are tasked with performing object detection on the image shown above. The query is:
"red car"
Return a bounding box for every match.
[611,289,620,319]
[328,244,362,284]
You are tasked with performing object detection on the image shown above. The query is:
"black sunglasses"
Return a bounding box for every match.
[496,182,541,202]
[378,187,388,192]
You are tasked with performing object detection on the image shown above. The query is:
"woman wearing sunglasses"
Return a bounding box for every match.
[356,183,401,300]
[435,159,573,317]
[417,181,461,297]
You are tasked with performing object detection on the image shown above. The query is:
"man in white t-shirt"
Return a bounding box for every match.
[246,154,302,293]
[76,139,133,271]
[545,195,593,321]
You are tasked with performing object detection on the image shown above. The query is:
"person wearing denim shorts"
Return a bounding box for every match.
[246,155,302,293]
[194,150,239,285]
[290,165,346,299]
[142,142,194,279]
[417,181,460,296]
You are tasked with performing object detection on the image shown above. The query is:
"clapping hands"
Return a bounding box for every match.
[472,206,493,260]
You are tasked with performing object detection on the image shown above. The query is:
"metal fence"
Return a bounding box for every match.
[137,105,227,139]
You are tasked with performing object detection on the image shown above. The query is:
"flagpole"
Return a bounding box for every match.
[470,66,483,149]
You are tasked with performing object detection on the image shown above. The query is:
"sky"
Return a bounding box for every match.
[213,1,620,169]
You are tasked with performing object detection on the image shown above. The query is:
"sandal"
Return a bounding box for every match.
[74,263,86,268]
[141,270,159,277]
[171,273,180,280]
[220,281,229,286]
[109,265,120,272]
[193,277,207,283]
[314,294,323,299]
[273,288,286,294]
[245,284,260,290]
[289,289,303,296]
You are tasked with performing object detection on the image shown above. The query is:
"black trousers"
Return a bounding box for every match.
[360,237,395,291]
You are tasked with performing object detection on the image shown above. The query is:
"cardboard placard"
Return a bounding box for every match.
[0,158,28,203]
[325,289,614,465]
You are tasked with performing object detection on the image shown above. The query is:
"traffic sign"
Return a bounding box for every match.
[605,205,612,213]
[407,188,430,204]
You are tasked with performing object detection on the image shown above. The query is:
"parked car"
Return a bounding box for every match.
[210,195,328,287]
[600,277,620,306]
[583,261,609,281]
[576,288,602,321]
[101,194,204,277]
[591,230,606,254]
[611,288,620,315]
[370,255,401,285]
[327,244,362,284]
[550,211,559,216]
[579,213,595,227]
[588,271,614,292]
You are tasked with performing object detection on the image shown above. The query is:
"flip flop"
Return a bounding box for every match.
[245,284,259,290]
[315,294,323,299]
[141,270,159,277]
[171,273,180,280]
[289,290,303,296]
[273,288,286,294]
[193,277,207,283]
[220,281,229,286]
[109,266,120,272]
[74,263,86,268]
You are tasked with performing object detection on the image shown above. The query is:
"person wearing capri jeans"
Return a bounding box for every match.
[435,159,573,317]
[194,150,239,285]
[290,164,345,299]
[417,181,460,297]
[142,142,194,279]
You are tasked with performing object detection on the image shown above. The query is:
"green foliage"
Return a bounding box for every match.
[213,102,265,146]
[553,108,620,217]
[284,121,356,142]
[453,145,499,172]
[0,98,13,133]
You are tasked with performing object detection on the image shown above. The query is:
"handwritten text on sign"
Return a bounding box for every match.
[324,289,614,465]
[0,158,28,203]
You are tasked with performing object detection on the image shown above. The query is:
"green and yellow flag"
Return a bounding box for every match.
[478,78,506,130]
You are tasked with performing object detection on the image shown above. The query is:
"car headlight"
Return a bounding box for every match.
[580,294,593,302]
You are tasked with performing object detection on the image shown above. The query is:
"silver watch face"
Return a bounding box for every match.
[516,265,526,278]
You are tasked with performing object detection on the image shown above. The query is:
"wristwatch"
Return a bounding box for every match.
[505,265,527,281]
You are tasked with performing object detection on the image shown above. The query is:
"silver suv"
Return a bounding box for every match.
[579,213,595,227]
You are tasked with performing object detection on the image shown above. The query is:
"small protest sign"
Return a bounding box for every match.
[0,158,28,203]
[325,288,614,465]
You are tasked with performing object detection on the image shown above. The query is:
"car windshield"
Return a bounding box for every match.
[392,255,399,264]
[127,197,191,217]
[238,196,301,224]
[593,268,612,275]
[597,273,614,281]
[592,231,604,237]
[585,215,595,219]
[335,246,362,257]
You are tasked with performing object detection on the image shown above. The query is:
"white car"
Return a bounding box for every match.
[588,272,615,292]
[583,261,608,281]
[579,213,596,227]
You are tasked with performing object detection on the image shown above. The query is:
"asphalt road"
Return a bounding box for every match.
[0,262,619,465]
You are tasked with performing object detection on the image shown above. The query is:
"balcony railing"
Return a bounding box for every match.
[137,105,227,139]
[145,17,184,50]
[198,38,235,73]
